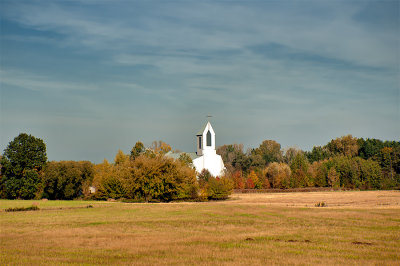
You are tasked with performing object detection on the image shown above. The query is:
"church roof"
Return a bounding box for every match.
[165,151,199,160]
[196,121,210,135]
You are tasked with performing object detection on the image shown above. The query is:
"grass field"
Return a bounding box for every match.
[1,191,399,265]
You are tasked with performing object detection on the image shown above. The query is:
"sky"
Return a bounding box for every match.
[1,0,399,163]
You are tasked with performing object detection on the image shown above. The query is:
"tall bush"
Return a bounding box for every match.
[125,154,198,201]
[207,176,233,200]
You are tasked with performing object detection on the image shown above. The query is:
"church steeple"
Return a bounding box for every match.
[192,120,225,177]
[196,121,216,155]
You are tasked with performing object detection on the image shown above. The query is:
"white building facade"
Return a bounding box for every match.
[192,122,225,177]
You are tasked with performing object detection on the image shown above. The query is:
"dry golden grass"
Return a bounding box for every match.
[230,190,400,208]
[1,191,399,265]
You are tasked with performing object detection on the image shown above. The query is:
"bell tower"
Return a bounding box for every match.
[196,121,216,155]
[193,119,225,177]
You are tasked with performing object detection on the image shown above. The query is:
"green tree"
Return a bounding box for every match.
[305,146,332,163]
[41,161,94,200]
[357,138,384,160]
[380,147,394,179]
[1,133,47,199]
[290,153,311,187]
[253,140,283,165]
[130,141,145,160]
[308,161,328,187]
[247,153,265,170]
[97,175,126,200]
[331,156,360,188]
[92,158,130,200]
[284,147,303,165]
[358,139,400,187]
[217,144,249,173]
[358,159,383,189]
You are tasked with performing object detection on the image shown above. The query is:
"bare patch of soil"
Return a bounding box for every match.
[352,241,373,245]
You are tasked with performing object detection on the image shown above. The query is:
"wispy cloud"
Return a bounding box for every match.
[1,69,99,92]
[2,0,397,68]
[1,0,398,162]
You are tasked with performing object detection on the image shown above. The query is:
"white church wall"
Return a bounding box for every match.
[193,150,224,177]
[192,121,225,177]
[192,157,203,175]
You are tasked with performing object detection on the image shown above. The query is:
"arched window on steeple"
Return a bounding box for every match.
[206,130,212,147]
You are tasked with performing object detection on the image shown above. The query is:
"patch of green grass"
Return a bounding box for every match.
[0,199,103,210]
[262,211,285,217]
[287,250,305,255]
[4,205,40,212]
[234,213,259,218]
[218,241,247,249]
[81,221,109,227]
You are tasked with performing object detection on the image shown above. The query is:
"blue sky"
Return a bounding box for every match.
[1,0,399,163]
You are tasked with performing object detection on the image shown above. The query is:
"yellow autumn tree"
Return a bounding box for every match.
[327,135,359,157]
[265,162,291,188]
[246,170,258,189]
[124,154,198,201]
[114,149,129,165]
[328,167,340,188]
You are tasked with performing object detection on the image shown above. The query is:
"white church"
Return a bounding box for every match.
[166,121,225,177]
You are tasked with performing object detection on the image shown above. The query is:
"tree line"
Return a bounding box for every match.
[0,134,232,201]
[1,133,399,201]
[218,135,400,190]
